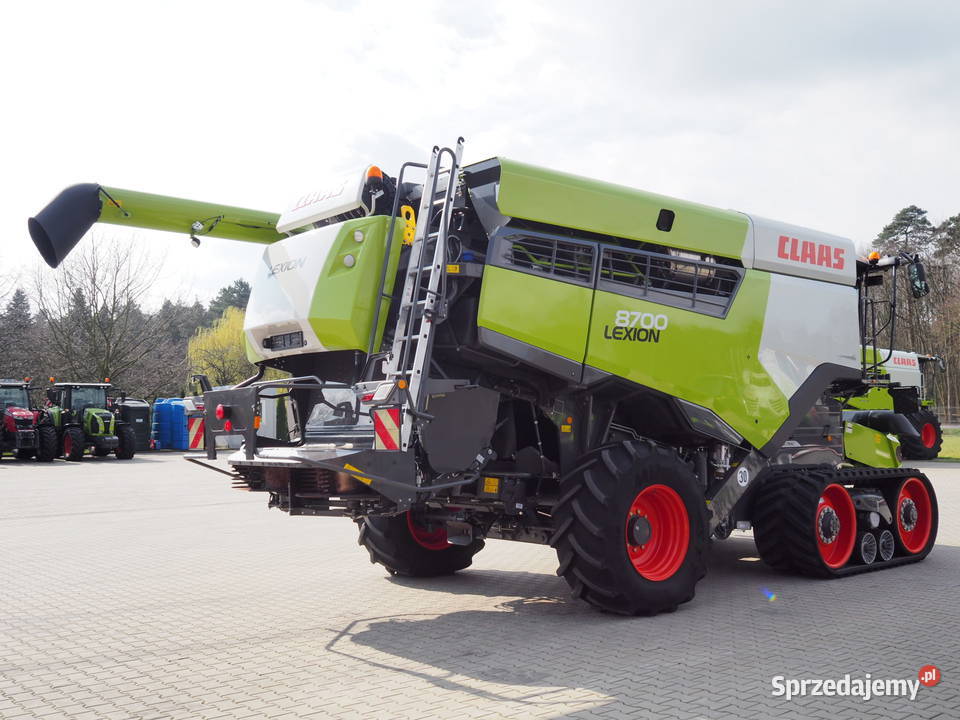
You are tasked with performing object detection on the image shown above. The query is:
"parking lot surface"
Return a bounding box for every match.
[1,454,958,720]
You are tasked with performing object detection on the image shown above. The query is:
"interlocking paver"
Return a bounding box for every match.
[1,455,958,719]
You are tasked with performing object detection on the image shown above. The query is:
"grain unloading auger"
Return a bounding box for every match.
[29,140,938,615]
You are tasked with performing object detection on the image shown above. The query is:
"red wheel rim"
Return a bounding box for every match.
[64,435,72,456]
[921,423,936,449]
[897,477,932,554]
[406,512,448,551]
[815,484,856,569]
[624,484,689,581]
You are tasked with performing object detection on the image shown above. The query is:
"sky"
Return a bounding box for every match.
[3,0,959,307]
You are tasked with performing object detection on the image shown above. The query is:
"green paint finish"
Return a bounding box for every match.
[46,407,61,429]
[99,186,283,244]
[843,421,900,468]
[83,408,115,437]
[307,216,405,352]
[493,159,751,260]
[477,266,593,362]
[585,270,786,448]
[846,387,894,411]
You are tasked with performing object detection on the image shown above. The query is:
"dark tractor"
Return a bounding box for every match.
[45,382,137,461]
[0,378,57,461]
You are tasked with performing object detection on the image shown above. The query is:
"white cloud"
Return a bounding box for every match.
[2,0,958,305]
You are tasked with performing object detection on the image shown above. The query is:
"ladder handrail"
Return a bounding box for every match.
[364,160,428,369]
[382,138,464,451]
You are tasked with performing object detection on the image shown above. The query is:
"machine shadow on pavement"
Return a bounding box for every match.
[327,539,960,719]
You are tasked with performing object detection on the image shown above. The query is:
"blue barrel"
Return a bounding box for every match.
[151,398,168,449]
[169,399,188,450]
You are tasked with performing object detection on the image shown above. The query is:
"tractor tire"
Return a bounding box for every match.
[551,441,709,616]
[36,425,57,462]
[753,468,858,577]
[15,449,35,460]
[63,428,86,462]
[358,512,484,577]
[115,426,136,459]
[900,409,942,460]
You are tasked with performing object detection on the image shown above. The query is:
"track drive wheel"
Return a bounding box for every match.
[358,512,484,577]
[36,425,58,462]
[892,476,937,556]
[900,410,942,460]
[63,428,86,462]
[753,469,857,576]
[115,426,137,459]
[551,441,708,616]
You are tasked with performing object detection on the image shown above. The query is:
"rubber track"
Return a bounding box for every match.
[753,464,936,577]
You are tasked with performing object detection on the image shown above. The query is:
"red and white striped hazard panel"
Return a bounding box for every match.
[188,416,205,450]
[373,406,401,451]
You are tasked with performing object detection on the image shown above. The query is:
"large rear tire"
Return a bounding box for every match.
[358,512,484,577]
[36,425,58,462]
[63,428,86,462]
[899,409,942,460]
[551,441,709,616]
[115,425,136,459]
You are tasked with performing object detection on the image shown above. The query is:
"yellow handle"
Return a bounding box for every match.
[400,205,416,245]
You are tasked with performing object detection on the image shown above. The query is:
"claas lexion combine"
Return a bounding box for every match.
[29,139,939,614]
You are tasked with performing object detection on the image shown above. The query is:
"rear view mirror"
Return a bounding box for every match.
[909,261,929,298]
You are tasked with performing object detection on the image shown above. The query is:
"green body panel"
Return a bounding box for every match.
[843,421,900,468]
[477,265,593,362]
[83,408,115,437]
[307,216,406,352]
[493,159,751,260]
[46,407,62,429]
[846,387,894,411]
[586,270,786,449]
[99,186,283,245]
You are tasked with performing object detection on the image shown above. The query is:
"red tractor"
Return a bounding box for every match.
[0,378,57,462]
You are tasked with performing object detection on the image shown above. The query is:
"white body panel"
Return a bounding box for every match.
[883,349,923,389]
[276,169,367,234]
[758,273,860,398]
[244,226,339,360]
[749,214,855,286]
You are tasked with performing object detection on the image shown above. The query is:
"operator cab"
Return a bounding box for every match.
[0,381,31,410]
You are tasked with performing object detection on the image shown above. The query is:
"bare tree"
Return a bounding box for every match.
[31,237,184,395]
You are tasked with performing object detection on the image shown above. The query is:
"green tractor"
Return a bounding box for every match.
[44,382,137,461]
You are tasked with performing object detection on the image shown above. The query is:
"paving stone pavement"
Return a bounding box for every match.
[0,455,957,720]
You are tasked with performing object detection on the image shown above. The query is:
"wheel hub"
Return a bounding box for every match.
[900,498,918,532]
[818,506,840,544]
[627,515,652,547]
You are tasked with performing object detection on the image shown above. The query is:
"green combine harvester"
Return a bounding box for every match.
[29,140,939,614]
[43,382,137,460]
[845,349,943,459]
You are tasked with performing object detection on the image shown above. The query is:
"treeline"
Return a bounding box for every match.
[3,205,959,408]
[0,240,256,401]
[871,206,960,419]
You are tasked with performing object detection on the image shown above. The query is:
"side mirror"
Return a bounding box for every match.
[909,260,929,298]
